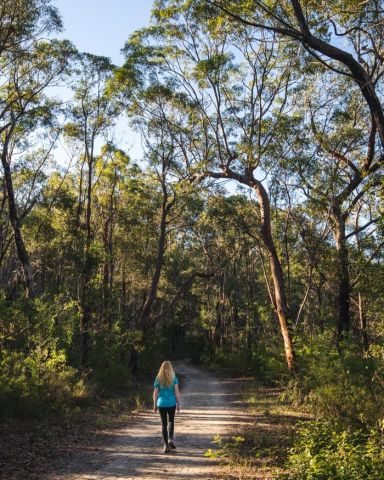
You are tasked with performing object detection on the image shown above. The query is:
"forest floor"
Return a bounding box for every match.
[2,361,308,479]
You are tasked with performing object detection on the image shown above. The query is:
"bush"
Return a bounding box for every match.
[89,327,138,395]
[0,295,86,417]
[279,420,384,480]
[201,342,288,381]
[283,335,384,427]
[0,347,79,417]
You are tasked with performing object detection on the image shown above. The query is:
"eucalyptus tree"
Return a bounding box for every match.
[109,72,216,371]
[209,0,384,147]
[0,0,74,296]
[350,196,384,351]
[128,85,211,333]
[119,2,301,371]
[283,73,383,337]
[207,0,384,337]
[193,194,269,353]
[64,53,122,365]
[92,145,131,327]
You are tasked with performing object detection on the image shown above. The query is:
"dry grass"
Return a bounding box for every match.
[0,379,153,480]
[216,383,311,480]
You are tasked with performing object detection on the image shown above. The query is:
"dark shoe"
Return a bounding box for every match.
[169,439,176,449]
[163,444,170,454]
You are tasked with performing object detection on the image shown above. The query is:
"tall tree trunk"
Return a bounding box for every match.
[332,204,350,338]
[101,216,113,326]
[253,181,296,372]
[131,182,174,373]
[75,158,85,231]
[357,291,369,352]
[214,272,224,347]
[80,149,94,367]
[203,168,296,372]
[1,140,34,297]
[140,192,168,327]
[101,176,117,326]
[120,261,127,324]
[102,226,115,327]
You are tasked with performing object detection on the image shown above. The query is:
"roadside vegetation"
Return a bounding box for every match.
[0,1,383,478]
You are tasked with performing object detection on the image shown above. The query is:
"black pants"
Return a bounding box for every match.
[158,406,176,444]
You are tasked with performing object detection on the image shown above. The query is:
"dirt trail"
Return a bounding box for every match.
[57,361,251,480]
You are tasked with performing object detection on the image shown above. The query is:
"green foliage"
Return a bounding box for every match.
[0,347,79,417]
[279,420,384,480]
[1,0,384,444]
[0,296,82,416]
[89,327,139,395]
[203,342,287,382]
[204,434,246,459]
[0,293,142,416]
[283,336,384,427]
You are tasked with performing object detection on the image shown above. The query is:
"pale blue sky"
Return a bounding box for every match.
[54,0,154,64]
[51,1,237,193]
[52,1,155,164]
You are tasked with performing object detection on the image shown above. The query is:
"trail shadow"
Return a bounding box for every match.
[52,362,252,479]
[61,433,219,479]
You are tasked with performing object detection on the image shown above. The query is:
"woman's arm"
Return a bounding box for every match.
[153,388,159,413]
[175,384,181,413]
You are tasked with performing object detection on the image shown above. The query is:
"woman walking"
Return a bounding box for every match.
[153,360,181,453]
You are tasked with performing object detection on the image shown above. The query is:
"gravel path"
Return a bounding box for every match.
[59,361,250,480]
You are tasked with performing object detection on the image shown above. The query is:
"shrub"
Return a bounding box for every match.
[0,347,79,417]
[0,295,85,417]
[282,335,384,427]
[279,420,384,480]
[89,326,138,395]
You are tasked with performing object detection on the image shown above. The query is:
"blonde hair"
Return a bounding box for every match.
[156,361,175,388]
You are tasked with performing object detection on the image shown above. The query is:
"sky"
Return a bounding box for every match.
[52,0,155,165]
[54,0,154,65]
[51,1,238,193]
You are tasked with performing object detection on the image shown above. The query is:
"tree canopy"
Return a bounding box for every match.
[0,1,383,477]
